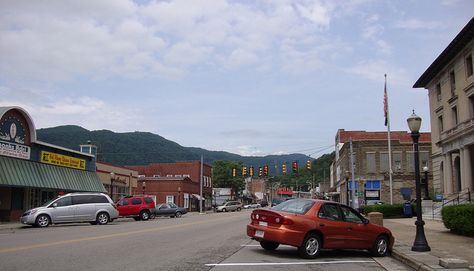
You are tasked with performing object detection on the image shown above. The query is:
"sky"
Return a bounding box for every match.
[1,0,473,158]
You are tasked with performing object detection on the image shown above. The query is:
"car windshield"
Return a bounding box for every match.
[271,199,314,214]
[42,196,59,207]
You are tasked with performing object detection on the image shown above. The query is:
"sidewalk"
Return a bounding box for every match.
[384,218,474,271]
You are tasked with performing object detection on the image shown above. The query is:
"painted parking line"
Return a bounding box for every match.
[206,260,375,267]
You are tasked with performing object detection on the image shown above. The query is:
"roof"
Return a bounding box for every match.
[337,129,431,144]
[413,17,474,88]
[0,156,106,192]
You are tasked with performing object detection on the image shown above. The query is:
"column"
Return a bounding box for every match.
[444,153,453,195]
[462,146,473,191]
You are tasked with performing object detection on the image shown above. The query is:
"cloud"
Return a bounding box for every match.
[360,14,392,55]
[345,60,409,85]
[393,19,441,30]
[229,145,266,156]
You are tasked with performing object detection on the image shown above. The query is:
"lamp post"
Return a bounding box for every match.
[142,181,146,195]
[407,111,431,252]
[110,172,115,201]
[422,166,430,200]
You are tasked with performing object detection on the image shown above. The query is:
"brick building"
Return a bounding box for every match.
[332,129,432,206]
[127,161,212,211]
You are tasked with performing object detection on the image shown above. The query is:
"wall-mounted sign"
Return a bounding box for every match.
[0,140,30,159]
[41,151,86,170]
[365,190,380,199]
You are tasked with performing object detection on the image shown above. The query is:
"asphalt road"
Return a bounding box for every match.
[0,210,410,271]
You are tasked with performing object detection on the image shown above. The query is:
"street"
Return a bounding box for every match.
[0,210,409,271]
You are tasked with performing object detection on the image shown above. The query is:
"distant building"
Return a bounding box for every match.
[127,161,212,211]
[332,129,432,205]
[0,106,105,221]
[413,17,474,197]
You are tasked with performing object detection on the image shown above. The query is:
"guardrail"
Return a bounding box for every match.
[431,189,471,220]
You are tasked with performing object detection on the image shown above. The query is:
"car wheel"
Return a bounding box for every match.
[175,212,182,218]
[96,212,110,225]
[140,210,150,221]
[90,221,97,225]
[133,216,141,221]
[35,214,50,228]
[149,213,156,219]
[260,240,279,251]
[371,235,389,257]
[237,207,241,211]
[298,233,321,259]
[222,208,227,212]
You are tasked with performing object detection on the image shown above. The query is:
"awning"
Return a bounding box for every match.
[0,156,106,192]
[192,194,205,200]
[278,190,294,196]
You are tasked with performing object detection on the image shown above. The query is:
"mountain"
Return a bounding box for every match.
[36,125,313,174]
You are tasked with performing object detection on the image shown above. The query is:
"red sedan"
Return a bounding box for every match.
[247,198,394,259]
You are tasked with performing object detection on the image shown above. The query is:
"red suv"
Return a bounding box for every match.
[116,195,155,221]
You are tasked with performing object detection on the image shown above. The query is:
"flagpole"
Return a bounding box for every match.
[385,74,393,205]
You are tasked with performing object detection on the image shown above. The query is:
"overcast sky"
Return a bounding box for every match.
[1,0,472,158]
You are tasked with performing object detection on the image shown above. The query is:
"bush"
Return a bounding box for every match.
[360,203,416,218]
[441,204,474,236]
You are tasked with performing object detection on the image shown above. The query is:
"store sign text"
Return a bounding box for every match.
[0,140,30,159]
[41,151,86,170]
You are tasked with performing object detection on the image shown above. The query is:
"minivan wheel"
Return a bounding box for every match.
[35,214,50,228]
[222,208,227,212]
[175,212,182,218]
[140,210,150,221]
[96,212,110,225]
[237,207,241,211]
[298,233,321,259]
[260,240,279,251]
[371,235,389,257]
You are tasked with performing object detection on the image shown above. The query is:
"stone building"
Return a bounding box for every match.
[332,129,432,206]
[413,17,474,197]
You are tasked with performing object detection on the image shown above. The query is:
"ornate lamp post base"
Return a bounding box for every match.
[412,220,431,252]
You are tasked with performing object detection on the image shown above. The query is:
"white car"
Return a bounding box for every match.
[244,203,261,209]
[215,201,242,212]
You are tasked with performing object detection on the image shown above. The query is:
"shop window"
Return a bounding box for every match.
[366,153,376,173]
[450,70,456,96]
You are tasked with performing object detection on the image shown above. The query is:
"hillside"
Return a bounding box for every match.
[36,125,314,175]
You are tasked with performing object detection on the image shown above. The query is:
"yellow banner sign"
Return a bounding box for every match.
[41,151,86,170]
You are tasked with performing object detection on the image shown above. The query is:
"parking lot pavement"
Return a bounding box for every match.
[207,240,409,271]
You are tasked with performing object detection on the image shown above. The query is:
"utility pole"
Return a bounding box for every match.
[350,138,359,209]
[200,155,203,214]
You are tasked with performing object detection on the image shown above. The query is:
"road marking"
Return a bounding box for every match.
[0,215,239,254]
[206,260,375,266]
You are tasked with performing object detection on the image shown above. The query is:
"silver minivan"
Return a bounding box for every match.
[20,192,119,227]
[216,201,242,212]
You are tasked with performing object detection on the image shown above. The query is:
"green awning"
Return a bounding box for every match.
[0,156,106,192]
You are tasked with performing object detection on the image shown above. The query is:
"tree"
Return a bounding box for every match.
[212,160,245,196]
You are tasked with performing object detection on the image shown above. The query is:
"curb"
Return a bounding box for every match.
[391,248,435,271]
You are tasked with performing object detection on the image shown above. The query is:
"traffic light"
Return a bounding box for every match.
[242,166,247,176]
[232,168,236,177]
[249,166,254,177]
[292,161,298,173]
[258,167,263,177]
[282,163,287,174]
[263,164,269,176]
[306,160,312,170]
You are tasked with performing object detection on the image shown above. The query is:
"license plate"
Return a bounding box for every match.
[259,221,268,227]
[255,230,264,238]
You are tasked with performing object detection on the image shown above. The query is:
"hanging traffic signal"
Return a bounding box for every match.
[306,160,312,170]
[249,166,254,177]
[263,164,269,176]
[292,161,298,173]
[232,168,236,177]
[282,163,287,174]
[258,167,263,177]
[242,166,247,176]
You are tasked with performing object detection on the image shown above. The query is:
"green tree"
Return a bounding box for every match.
[212,160,245,196]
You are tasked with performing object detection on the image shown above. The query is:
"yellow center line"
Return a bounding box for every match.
[0,215,244,254]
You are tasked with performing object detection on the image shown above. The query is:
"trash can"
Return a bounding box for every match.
[403,201,412,217]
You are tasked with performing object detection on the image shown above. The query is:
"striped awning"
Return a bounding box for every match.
[0,156,106,192]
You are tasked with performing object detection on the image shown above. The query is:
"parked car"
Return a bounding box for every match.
[116,195,155,221]
[247,198,394,259]
[154,203,187,218]
[244,203,261,209]
[271,197,292,207]
[20,192,119,227]
[215,201,242,212]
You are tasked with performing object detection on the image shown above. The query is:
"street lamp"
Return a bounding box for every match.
[110,172,115,201]
[422,166,430,200]
[142,181,146,195]
[407,110,431,252]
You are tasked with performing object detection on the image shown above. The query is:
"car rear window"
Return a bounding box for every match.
[271,199,314,214]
